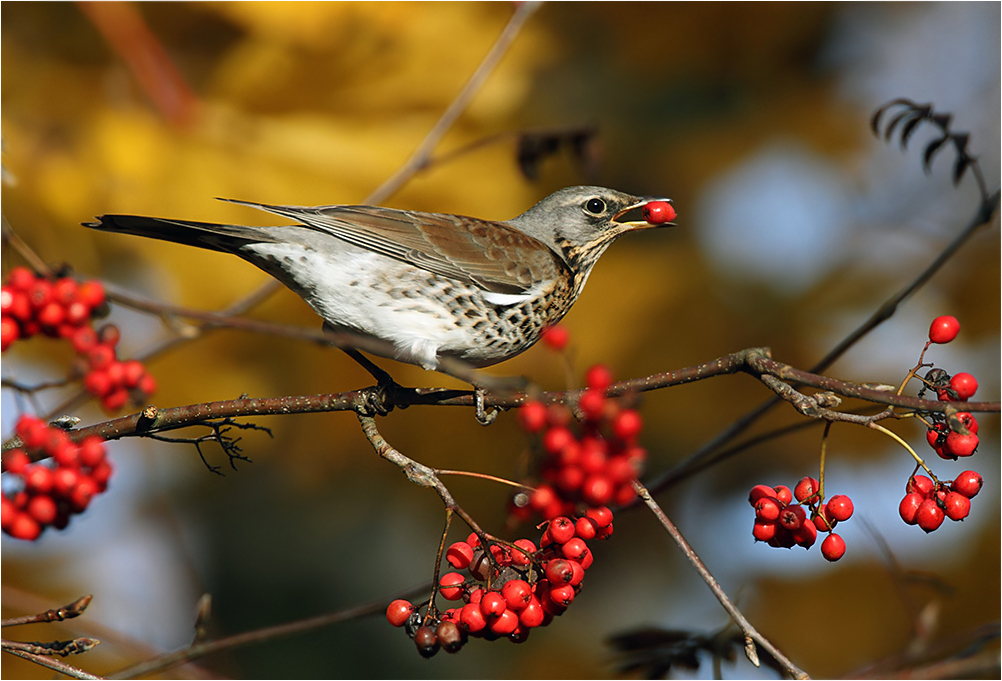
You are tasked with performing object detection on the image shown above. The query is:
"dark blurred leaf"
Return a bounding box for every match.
[922,135,950,174]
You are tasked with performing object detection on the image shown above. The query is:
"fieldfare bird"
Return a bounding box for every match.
[86,186,674,371]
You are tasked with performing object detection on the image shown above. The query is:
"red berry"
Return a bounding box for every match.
[793,476,819,502]
[102,388,129,411]
[779,505,806,530]
[812,505,838,531]
[773,485,794,505]
[561,537,588,562]
[480,592,507,618]
[487,608,519,635]
[555,465,584,493]
[545,559,574,584]
[543,426,575,455]
[821,533,846,562]
[611,409,643,442]
[642,200,676,225]
[582,474,614,506]
[52,467,81,497]
[791,517,818,549]
[438,572,466,601]
[6,290,32,321]
[90,461,113,490]
[121,360,146,389]
[7,512,42,541]
[951,470,983,498]
[944,432,978,458]
[942,491,971,521]
[754,496,782,521]
[518,401,548,433]
[446,541,474,570]
[541,325,569,351]
[28,279,53,310]
[518,600,545,628]
[578,389,606,421]
[949,372,978,400]
[27,494,57,525]
[65,301,90,326]
[78,437,106,468]
[906,475,934,497]
[546,517,576,545]
[584,506,614,528]
[748,484,778,505]
[77,281,106,310]
[70,476,100,512]
[584,364,614,392]
[575,516,598,540]
[752,519,778,542]
[898,492,924,525]
[501,579,533,611]
[88,344,115,370]
[70,326,99,354]
[2,449,30,475]
[529,485,558,512]
[1,316,19,351]
[915,499,945,533]
[548,583,575,607]
[826,495,854,522]
[37,301,65,328]
[459,603,487,633]
[928,315,960,344]
[0,494,16,529]
[954,412,979,435]
[136,373,157,396]
[23,465,54,494]
[7,267,37,292]
[510,538,536,566]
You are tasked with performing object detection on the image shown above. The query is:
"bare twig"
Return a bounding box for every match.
[106,583,431,680]
[365,1,541,205]
[2,647,103,680]
[2,595,93,628]
[631,479,809,680]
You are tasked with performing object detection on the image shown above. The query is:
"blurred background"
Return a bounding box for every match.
[2,2,999,678]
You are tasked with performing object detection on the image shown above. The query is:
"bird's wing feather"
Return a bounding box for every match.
[220,199,564,296]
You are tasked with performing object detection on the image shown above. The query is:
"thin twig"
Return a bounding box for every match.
[631,479,809,680]
[365,1,540,205]
[106,582,431,680]
[2,647,103,680]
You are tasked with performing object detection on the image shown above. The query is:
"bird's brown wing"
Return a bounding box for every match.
[220,199,564,295]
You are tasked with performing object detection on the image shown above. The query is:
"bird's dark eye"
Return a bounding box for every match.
[584,198,606,215]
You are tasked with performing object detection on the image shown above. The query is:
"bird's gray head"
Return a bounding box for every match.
[506,186,674,270]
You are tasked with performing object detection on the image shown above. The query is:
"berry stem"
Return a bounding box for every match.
[435,469,534,491]
[868,423,939,483]
[425,507,455,622]
[817,422,831,502]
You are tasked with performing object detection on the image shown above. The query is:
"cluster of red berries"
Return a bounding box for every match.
[749,478,853,562]
[386,506,615,656]
[898,470,982,533]
[921,315,981,459]
[2,267,107,351]
[78,324,157,412]
[1,267,156,412]
[515,365,645,519]
[1,415,112,541]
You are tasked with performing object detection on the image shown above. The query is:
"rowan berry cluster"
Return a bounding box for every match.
[1,267,156,411]
[749,478,853,562]
[1,415,112,541]
[898,470,982,533]
[920,315,981,459]
[386,506,615,656]
[515,365,645,519]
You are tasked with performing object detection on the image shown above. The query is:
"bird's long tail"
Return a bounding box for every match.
[84,215,281,253]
